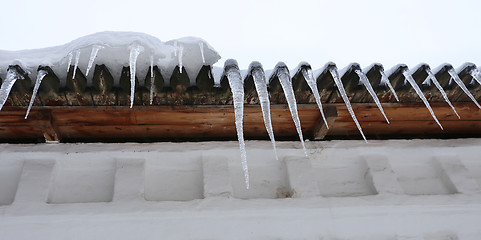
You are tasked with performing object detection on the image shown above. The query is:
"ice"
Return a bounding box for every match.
[249,62,278,161]
[470,68,481,85]
[355,69,390,124]
[329,66,367,142]
[447,68,481,109]
[379,69,399,102]
[300,66,329,128]
[66,52,72,73]
[178,45,184,73]
[225,59,249,189]
[275,62,307,156]
[402,69,443,129]
[85,45,103,76]
[0,68,20,111]
[150,55,154,105]
[199,42,205,64]
[25,69,48,119]
[72,50,80,79]
[425,68,460,119]
[128,44,144,108]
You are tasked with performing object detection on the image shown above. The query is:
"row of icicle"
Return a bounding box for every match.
[1,43,481,188]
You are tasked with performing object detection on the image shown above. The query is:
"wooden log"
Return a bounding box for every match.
[38,66,67,106]
[454,63,481,102]
[434,64,471,102]
[339,63,368,103]
[8,65,35,106]
[315,63,336,103]
[311,106,338,140]
[117,66,142,106]
[65,66,93,105]
[291,63,316,104]
[91,64,117,105]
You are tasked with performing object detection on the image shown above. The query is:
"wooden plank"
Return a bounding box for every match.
[327,120,481,137]
[311,106,337,140]
[335,103,481,122]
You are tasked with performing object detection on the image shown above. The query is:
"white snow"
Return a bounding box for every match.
[1,139,481,239]
[0,32,220,87]
[25,69,47,119]
[275,63,307,156]
[225,59,249,189]
[249,62,278,161]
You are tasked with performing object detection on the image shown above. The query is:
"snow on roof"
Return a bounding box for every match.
[0,31,221,85]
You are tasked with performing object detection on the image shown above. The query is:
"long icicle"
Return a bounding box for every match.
[178,45,184,73]
[402,69,443,129]
[425,68,460,118]
[0,68,20,111]
[277,65,307,156]
[448,68,481,109]
[66,52,73,73]
[301,67,329,128]
[330,67,367,142]
[85,45,103,76]
[199,42,205,64]
[128,44,144,108]
[251,63,278,161]
[356,70,389,124]
[380,69,399,102]
[25,69,48,119]
[72,50,80,79]
[150,55,155,105]
[225,60,249,189]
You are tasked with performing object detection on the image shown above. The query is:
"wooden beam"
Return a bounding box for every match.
[311,106,338,140]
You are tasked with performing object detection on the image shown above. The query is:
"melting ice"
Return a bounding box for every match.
[425,68,460,118]
[128,44,144,108]
[225,59,249,189]
[301,67,329,128]
[402,69,443,129]
[0,68,21,111]
[355,70,389,124]
[329,67,367,142]
[25,69,48,119]
[379,69,399,102]
[85,45,103,76]
[72,50,80,79]
[276,63,307,156]
[447,68,481,109]
[150,55,155,105]
[250,62,278,161]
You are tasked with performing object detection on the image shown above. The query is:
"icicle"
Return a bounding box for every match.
[225,60,249,189]
[447,68,481,109]
[380,69,399,102]
[129,44,144,108]
[25,69,48,119]
[470,68,481,85]
[402,69,443,129]
[425,68,460,119]
[173,41,178,56]
[355,70,390,124]
[178,45,184,73]
[72,50,80,79]
[66,52,73,73]
[329,67,367,142]
[199,42,206,64]
[85,45,103,76]
[251,63,278,161]
[276,64,307,156]
[301,68,329,128]
[0,68,20,111]
[150,55,155,105]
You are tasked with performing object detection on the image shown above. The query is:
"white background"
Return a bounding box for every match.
[1,0,480,70]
